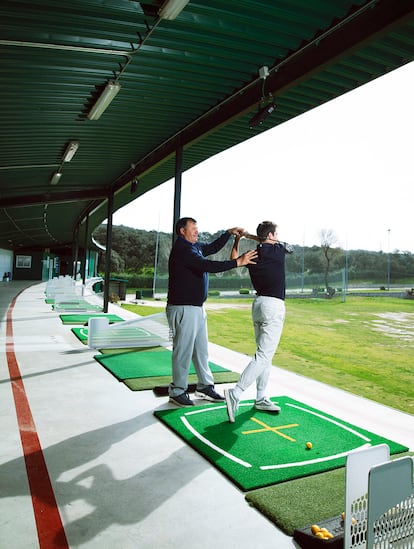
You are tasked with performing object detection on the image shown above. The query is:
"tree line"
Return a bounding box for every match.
[93,224,414,289]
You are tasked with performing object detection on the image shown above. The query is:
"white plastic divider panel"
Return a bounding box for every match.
[88,317,110,347]
[344,444,390,548]
[367,456,414,549]
[53,284,102,312]
[46,275,74,299]
[88,312,171,349]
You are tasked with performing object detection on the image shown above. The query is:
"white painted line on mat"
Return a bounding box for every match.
[180,414,252,468]
[286,403,371,441]
[260,443,371,470]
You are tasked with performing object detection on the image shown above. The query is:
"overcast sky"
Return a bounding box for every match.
[112,61,414,253]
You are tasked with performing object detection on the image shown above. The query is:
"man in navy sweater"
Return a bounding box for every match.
[167,217,257,407]
[224,221,293,422]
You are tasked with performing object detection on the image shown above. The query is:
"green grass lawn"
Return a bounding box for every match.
[122,296,414,415]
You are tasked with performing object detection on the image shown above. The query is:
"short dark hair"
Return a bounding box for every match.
[175,217,197,235]
[256,220,277,241]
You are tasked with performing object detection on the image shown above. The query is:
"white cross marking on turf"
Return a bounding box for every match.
[242,417,299,442]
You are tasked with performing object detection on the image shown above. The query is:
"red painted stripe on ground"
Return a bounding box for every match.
[6,292,69,549]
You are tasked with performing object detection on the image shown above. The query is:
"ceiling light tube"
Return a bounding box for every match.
[158,0,189,20]
[63,140,79,162]
[87,81,121,120]
[50,171,62,185]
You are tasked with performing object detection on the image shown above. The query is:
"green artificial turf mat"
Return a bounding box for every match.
[154,396,408,492]
[124,371,239,391]
[248,466,346,536]
[59,313,124,325]
[245,451,412,536]
[71,327,88,343]
[98,346,161,354]
[94,349,232,380]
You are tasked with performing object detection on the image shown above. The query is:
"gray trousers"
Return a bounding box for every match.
[166,305,214,397]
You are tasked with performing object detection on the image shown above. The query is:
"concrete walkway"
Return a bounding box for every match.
[1,281,413,549]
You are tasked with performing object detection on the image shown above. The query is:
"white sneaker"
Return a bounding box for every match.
[254,397,280,413]
[224,389,239,423]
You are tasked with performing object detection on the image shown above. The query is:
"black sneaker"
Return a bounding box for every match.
[169,392,195,407]
[194,386,225,402]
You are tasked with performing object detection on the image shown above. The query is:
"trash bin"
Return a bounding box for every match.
[108,278,128,300]
[93,280,103,293]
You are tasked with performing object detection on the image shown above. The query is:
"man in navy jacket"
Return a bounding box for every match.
[167,217,257,407]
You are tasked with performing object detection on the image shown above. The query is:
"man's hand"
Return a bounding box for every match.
[236,249,257,267]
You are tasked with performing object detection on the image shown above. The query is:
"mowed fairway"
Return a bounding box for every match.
[123,296,414,415]
[205,296,414,416]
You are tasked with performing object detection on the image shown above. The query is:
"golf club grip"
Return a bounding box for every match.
[280,241,294,253]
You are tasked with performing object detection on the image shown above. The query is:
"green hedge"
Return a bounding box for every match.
[105,269,397,293]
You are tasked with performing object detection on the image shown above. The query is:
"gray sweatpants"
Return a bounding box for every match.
[166,304,214,397]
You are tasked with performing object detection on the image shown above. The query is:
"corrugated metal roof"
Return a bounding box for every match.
[1,0,413,250]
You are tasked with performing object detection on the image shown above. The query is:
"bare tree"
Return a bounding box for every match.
[319,228,338,296]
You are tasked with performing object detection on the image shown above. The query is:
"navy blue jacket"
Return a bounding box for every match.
[168,232,237,306]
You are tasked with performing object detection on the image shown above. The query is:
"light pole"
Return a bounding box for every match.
[301,244,305,293]
[301,228,305,294]
[343,245,349,302]
[152,214,160,297]
[387,228,391,290]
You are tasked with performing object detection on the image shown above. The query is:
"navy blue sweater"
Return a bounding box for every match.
[248,242,286,300]
[167,232,237,306]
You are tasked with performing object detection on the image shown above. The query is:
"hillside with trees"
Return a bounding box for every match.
[93,224,414,292]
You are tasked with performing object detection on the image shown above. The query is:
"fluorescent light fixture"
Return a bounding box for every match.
[50,171,62,185]
[158,0,189,20]
[87,81,121,120]
[63,140,79,162]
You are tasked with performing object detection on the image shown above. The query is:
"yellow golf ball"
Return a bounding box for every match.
[306,441,312,449]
